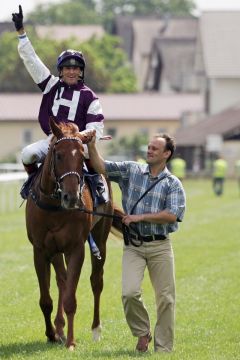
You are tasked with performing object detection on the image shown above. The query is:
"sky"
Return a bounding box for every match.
[2,0,240,22]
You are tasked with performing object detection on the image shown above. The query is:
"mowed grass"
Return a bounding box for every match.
[0,179,240,360]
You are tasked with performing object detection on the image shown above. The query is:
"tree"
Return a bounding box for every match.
[99,0,196,30]
[27,0,100,25]
[86,34,137,92]
[100,0,195,16]
[27,0,195,29]
[0,29,137,93]
[107,133,148,159]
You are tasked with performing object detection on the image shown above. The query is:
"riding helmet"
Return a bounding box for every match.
[57,49,86,70]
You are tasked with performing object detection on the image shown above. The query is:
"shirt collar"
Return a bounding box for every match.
[143,165,170,179]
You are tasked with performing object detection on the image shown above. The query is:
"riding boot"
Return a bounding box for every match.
[20,162,38,199]
[85,159,106,207]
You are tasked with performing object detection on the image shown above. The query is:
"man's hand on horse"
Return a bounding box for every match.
[79,129,96,144]
[12,5,24,31]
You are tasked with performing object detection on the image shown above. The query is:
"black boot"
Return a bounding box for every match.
[20,163,38,199]
[84,160,108,207]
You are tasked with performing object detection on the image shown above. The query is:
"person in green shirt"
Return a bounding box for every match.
[235,159,240,195]
[212,156,228,196]
[170,156,186,181]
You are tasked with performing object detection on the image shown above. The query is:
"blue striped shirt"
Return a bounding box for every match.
[105,161,186,237]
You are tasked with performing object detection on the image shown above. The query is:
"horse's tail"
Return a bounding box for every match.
[111,204,124,235]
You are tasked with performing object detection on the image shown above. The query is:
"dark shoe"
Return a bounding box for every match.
[20,173,36,199]
[84,173,108,207]
[136,333,152,353]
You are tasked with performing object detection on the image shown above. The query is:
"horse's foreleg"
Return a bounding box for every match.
[90,221,109,341]
[33,247,56,342]
[64,244,85,349]
[90,255,105,341]
[51,253,67,343]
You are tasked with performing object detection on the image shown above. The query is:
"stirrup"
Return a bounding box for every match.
[20,173,36,200]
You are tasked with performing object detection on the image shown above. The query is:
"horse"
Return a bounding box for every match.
[25,117,115,350]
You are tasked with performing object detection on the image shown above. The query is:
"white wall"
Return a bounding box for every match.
[209,78,240,114]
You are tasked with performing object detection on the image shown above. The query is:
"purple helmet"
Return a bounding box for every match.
[57,49,86,70]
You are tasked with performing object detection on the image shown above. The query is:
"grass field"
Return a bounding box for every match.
[0,179,240,360]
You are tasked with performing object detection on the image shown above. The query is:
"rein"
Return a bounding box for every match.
[29,188,121,219]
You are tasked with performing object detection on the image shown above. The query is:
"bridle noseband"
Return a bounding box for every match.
[51,136,84,198]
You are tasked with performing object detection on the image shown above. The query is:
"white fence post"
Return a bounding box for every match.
[0,172,27,213]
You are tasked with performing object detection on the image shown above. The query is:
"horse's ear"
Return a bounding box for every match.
[49,117,63,138]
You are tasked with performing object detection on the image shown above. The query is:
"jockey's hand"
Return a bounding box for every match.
[12,5,24,31]
[80,129,96,144]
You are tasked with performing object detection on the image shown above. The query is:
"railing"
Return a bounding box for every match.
[0,171,27,213]
[0,163,24,172]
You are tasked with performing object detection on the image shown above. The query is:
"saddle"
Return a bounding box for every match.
[83,170,109,208]
[20,163,109,208]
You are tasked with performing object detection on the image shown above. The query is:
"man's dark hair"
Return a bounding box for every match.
[154,133,176,162]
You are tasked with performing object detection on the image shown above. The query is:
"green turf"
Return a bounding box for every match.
[0,179,240,359]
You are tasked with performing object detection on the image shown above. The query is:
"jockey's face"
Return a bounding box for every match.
[60,66,82,85]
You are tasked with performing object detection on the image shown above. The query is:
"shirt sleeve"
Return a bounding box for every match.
[165,177,186,222]
[18,35,50,84]
[105,161,133,182]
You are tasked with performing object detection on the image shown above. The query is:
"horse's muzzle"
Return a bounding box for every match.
[61,191,80,210]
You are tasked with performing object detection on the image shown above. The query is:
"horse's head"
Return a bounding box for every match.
[49,117,85,210]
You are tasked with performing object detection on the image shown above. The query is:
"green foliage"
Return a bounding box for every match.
[107,133,148,158]
[27,0,100,25]
[100,0,196,30]
[0,30,137,93]
[27,0,195,30]
[1,179,240,359]
[0,27,61,92]
[101,0,195,16]
[86,34,137,92]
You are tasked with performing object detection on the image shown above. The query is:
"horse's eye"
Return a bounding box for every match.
[56,153,62,161]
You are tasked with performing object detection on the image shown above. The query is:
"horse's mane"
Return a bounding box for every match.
[50,121,82,144]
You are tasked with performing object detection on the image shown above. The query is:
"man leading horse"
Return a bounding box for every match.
[12,5,106,206]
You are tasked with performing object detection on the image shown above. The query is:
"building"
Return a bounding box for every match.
[197,11,240,115]
[175,103,240,176]
[0,93,203,161]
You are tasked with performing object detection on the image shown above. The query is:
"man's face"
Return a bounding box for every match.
[146,137,171,166]
[61,66,82,85]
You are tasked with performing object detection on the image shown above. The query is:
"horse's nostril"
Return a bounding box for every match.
[63,194,69,202]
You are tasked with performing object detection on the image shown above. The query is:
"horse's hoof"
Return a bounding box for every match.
[47,335,58,343]
[92,324,102,342]
[55,333,66,344]
[68,345,75,351]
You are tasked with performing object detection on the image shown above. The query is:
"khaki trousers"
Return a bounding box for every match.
[122,239,175,352]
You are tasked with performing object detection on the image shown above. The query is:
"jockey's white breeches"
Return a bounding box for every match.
[21,135,90,165]
[21,136,52,165]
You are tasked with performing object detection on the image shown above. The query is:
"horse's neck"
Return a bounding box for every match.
[40,151,56,195]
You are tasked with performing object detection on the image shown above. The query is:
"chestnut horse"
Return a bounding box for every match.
[25,118,114,350]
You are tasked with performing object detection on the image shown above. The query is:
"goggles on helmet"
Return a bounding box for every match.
[57,49,86,70]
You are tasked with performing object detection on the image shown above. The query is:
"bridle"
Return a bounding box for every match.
[50,136,84,199]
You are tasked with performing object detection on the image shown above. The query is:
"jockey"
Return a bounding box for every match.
[12,5,105,203]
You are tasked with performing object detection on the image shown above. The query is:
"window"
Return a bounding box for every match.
[157,128,167,134]
[139,128,149,136]
[106,128,117,137]
[22,129,32,146]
